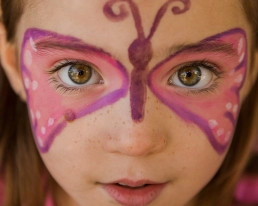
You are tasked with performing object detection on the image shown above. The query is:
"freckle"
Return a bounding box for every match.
[107,110,110,114]
[98,140,100,143]
[64,110,76,122]
[123,122,125,124]
[155,106,158,110]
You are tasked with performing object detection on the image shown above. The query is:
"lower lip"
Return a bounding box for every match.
[102,183,167,206]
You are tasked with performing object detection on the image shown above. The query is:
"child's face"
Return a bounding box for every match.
[16,0,253,205]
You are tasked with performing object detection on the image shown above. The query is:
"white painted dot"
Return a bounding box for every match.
[37,136,44,147]
[238,38,244,55]
[233,104,239,113]
[239,52,245,63]
[32,81,38,91]
[208,119,218,129]
[48,118,54,126]
[25,50,32,66]
[30,37,37,52]
[217,128,225,137]
[24,78,30,89]
[30,109,34,120]
[36,111,41,120]
[235,74,243,83]
[224,131,232,143]
[41,127,46,135]
[226,102,232,111]
[229,69,235,76]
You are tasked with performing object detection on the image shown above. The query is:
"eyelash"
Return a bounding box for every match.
[169,60,224,95]
[47,59,99,94]
[47,59,224,96]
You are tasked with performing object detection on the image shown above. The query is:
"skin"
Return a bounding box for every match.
[4,0,257,205]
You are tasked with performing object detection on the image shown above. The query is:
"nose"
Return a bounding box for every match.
[103,94,168,157]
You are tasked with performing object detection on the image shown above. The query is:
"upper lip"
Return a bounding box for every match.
[102,179,165,187]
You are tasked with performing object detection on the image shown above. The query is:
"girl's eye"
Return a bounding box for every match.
[168,64,214,89]
[57,62,103,86]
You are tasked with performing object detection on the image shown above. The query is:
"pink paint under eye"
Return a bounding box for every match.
[21,29,129,153]
[148,28,247,154]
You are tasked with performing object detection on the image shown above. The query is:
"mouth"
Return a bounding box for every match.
[101,179,167,206]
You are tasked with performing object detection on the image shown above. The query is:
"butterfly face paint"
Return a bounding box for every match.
[21,0,246,155]
[21,29,129,153]
[149,28,247,154]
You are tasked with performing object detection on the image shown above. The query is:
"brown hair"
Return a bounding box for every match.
[0,1,258,206]
[0,2,48,206]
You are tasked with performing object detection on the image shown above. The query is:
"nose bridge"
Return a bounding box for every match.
[103,92,168,157]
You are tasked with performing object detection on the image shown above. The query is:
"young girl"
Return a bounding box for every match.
[0,0,257,205]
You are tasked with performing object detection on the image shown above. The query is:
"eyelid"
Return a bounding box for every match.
[48,59,99,74]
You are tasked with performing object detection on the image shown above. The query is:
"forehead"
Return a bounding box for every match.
[20,0,245,64]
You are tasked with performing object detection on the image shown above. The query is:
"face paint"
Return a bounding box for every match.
[21,29,129,153]
[21,11,246,155]
[104,0,191,122]
[148,28,247,154]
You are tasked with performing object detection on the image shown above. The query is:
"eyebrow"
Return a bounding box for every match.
[34,36,237,60]
[35,38,101,56]
[162,41,237,59]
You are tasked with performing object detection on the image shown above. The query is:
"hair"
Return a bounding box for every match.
[0,1,258,206]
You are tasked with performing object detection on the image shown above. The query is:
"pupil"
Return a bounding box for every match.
[68,64,92,84]
[178,66,201,86]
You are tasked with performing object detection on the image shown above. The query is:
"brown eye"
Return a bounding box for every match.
[68,64,92,84]
[57,61,103,87]
[168,63,214,89]
[178,66,201,86]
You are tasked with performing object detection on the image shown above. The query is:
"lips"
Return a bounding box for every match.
[102,179,167,206]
